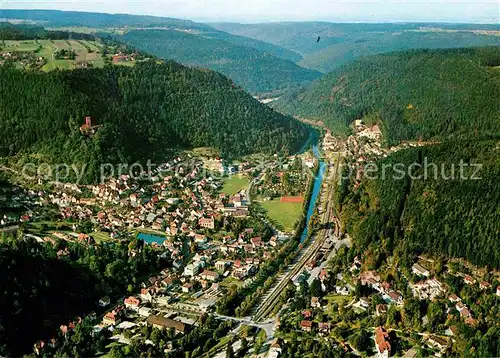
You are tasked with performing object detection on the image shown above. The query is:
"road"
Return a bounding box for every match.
[213,313,275,339]
[0,225,20,233]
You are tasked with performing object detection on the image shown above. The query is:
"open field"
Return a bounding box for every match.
[259,199,303,232]
[221,175,250,196]
[0,39,128,71]
[2,40,40,52]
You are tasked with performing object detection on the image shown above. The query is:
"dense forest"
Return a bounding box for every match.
[335,140,500,268]
[274,47,500,144]
[0,23,97,41]
[0,233,164,356]
[0,61,309,183]
[118,29,321,93]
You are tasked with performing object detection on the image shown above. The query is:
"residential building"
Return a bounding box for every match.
[427,336,448,352]
[376,304,388,316]
[412,263,430,277]
[98,296,110,307]
[311,296,321,308]
[200,270,219,282]
[139,307,152,317]
[479,281,491,290]
[318,322,330,335]
[140,288,153,302]
[103,311,120,326]
[199,217,215,229]
[300,320,313,332]
[146,315,189,334]
[215,260,227,271]
[184,262,201,277]
[464,275,476,285]
[375,327,391,358]
[124,296,141,311]
[268,340,282,358]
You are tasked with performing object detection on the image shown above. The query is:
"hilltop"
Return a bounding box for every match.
[0,61,309,183]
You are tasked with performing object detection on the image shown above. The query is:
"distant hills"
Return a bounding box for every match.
[210,22,500,72]
[5,10,499,93]
[0,9,214,29]
[0,61,309,183]
[0,10,319,93]
[273,47,500,144]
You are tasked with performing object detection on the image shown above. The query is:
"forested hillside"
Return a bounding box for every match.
[117,29,320,93]
[274,47,500,145]
[0,233,164,356]
[336,140,500,268]
[200,30,302,62]
[312,47,500,269]
[0,61,309,183]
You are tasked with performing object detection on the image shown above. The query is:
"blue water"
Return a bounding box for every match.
[137,232,166,245]
[300,144,325,243]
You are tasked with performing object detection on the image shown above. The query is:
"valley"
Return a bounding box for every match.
[0,7,499,358]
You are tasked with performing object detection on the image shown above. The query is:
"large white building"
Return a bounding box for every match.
[184,262,201,277]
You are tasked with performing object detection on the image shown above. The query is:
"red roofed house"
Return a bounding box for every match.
[375,327,391,358]
[103,311,120,326]
[479,281,491,290]
[464,275,476,285]
[300,320,313,332]
[200,270,219,282]
[124,296,141,311]
[250,236,263,248]
[319,269,329,281]
[112,54,127,62]
[182,282,193,293]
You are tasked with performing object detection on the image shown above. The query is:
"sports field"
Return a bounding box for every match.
[221,175,250,196]
[260,199,303,232]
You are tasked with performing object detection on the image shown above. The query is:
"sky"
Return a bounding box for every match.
[2,0,499,23]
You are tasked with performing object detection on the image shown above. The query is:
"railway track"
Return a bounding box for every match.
[252,153,342,322]
[252,200,333,321]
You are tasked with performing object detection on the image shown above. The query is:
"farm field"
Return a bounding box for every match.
[259,198,303,232]
[0,39,124,71]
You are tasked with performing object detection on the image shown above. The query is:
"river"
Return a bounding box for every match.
[299,143,326,243]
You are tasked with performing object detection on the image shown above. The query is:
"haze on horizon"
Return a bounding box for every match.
[2,0,499,24]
